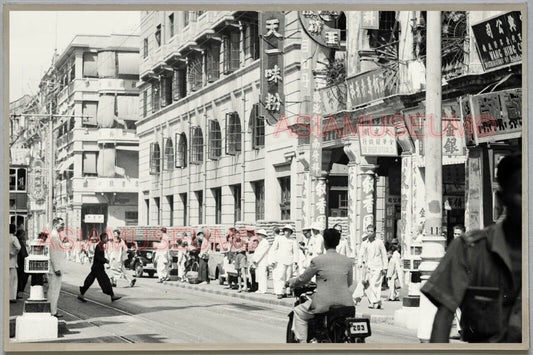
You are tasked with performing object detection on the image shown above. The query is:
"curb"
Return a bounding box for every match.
[164,281,395,325]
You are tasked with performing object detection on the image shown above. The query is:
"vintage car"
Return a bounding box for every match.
[125,239,157,278]
[207,242,226,282]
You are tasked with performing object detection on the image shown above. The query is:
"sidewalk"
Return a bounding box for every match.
[163,279,403,325]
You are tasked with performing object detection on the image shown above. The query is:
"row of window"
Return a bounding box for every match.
[149,105,264,174]
[144,179,269,226]
[142,20,259,113]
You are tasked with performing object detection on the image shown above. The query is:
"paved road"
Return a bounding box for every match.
[19,260,419,344]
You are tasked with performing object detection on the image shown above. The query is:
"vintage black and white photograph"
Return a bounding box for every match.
[5,4,526,351]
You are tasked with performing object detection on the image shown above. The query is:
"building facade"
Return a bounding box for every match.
[26,34,141,240]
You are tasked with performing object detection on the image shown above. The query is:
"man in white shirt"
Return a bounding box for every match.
[271,225,298,299]
[48,217,66,318]
[9,224,21,303]
[307,222,325,263]
[251,229,271,294]
[155,228,171,283]
[359,225,388,309]
[109,229,136,287]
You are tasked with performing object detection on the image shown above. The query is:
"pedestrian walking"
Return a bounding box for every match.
[359,225,388,309]
[333,223,351,257]
[47,217,66,317]
[234,240,248,292]
[176,239,188,282]
[307,222,325,262]
[154,227,171,283]
[16,229,29,299]
[9,224,21,304]
[251,229,271,294]
[422,153,523,343]
[386,244,402,301]
[271,225,298,299]
[78,232,122,303]
[196,230,210,285]
[109,229,136,287]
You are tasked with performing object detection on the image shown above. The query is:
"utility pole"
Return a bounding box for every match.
[48,101,54,227]
[417,11,446,342]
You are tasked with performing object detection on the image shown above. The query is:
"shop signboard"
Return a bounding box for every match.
[298,11,345,49]
[471,11,522,71]
[467,88,522,145]
[358,124,398,157]
[346,68,399,108]
[84,214,104,223]
[259,12,285,125]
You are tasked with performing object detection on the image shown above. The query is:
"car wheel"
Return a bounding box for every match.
[147,271,155,278]
[135,262,144,278]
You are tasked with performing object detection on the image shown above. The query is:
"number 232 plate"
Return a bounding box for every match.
[347,318,371,337]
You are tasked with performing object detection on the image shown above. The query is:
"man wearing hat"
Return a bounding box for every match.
[270,225,298,299]
[251,229,272,294]
[196,229,210,285]
[296,226,312,274]
[307,222,325,265]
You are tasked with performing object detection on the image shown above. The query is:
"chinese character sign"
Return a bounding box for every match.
[346,68,398,108]
[471,11,522,70]
[358,125,399,157]
[260,12,285,124]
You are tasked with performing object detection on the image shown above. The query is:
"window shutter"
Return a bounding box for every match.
[172,70,179,100]
[230,32,240,72]
[142,90,148,118]
[175,133,182,168]
[223,36,230,74]
[149,143,155,174]
[161,77,168,107]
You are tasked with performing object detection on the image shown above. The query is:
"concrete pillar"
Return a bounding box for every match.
[417,11,445,342]
[296,153,311,229]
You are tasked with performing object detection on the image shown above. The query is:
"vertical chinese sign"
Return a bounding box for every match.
[259,12,285,125]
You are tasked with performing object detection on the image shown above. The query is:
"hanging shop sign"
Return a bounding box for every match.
[298,11,345,49]
[471,11,522,71]
[30,159,46,204]
[466,88,522,145]
[403,100,468,159]
[358,124,398,157]
[259,12,285,125]
[84,214,104,223]
[346,68,399,108]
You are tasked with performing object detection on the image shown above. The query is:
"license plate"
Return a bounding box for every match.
[347,318,370,337]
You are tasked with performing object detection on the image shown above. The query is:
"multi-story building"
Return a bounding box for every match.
[137,11,269,230]
[27,34,141,239]
[136,10,522,256]
[9,95,37,232]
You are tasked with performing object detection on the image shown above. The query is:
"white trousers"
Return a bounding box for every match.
[47,273,62,315]
[255,265,268,293]
[10,267,18,300]
[293,299,314,342]
[110,262,132,284]
[364,268,384,305]
[273,263,292,295]
[157,259,169,280]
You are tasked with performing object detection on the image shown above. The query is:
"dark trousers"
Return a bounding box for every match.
[17,267,29,294]
[198,259,209,283]
[80,267,114,297]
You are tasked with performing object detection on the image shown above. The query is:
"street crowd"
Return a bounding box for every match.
[9,154,522,343]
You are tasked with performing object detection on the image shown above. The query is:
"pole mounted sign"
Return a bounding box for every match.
[298,11,345,49]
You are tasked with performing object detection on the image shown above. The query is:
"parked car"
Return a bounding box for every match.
[207,242,226,282]
[125,239,157,278]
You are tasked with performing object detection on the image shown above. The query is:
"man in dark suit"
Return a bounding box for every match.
[78,232,121,303]
[286,228,354,343]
